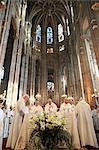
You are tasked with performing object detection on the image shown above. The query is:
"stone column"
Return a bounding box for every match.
[88,2,99,67]
[86,3,99,92]
[0,0,7,39]
[19,21,32,97]
[6,20,20,107]
[75,25,85,100]
[0,0,12,67]
[40,25,47,105]
[69,42,77,98]
[6,1,22,107]
[53,24,60,106]
[11,1,27,106]
[38,65,41,94]
[30,55,36,97]
[19,55,25,98]
[23,46,30,94]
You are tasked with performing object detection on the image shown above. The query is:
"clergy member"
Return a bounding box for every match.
[68,96,75,110]
[15,99,43,150]
[0,102,3,150]
[6,94,30,149]
[31,99,43,114]
[45,98,57,114]
[76,98,98,148]
[60,97,80,149]
[92,105,99,145]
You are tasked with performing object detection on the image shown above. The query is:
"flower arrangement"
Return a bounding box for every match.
[29,112,73,150]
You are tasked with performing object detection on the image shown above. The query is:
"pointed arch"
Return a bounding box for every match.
[36,25,41,43]
[47,27,53,44]
[58,24,64,42]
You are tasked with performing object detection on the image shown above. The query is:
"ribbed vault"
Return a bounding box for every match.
[27,0,71,30]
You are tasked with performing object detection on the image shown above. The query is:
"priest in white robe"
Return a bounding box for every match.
[60,97,80,149]
[6,94,30,149]
[3,112,9,138]
[30,99,43,114]
[76,98,98,148]
[45,98,57,114]
[15,100,43,150]
[0,102,4,150]
[92,106,99,145]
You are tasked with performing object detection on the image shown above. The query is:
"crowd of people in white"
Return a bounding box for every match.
[0,94,99,150]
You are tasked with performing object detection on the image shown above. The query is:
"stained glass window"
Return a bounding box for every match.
[47,82,54,91]
[47,27,53,44]
[66,19,70,36]
[58,24,64,42]
[70,6,74,23]
[36,25,41,43]
[59,45,64,52]
[47,48,54,53]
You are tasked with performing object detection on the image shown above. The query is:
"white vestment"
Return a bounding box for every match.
[76,100,98,148]
[6,98,29,149]
[3,114,9,138]
[92,109,99,145]
[30,105,43,114]
[15,105,43,150]
[60,103,80,149]
[45,102,57,114]
[0,108,4,150]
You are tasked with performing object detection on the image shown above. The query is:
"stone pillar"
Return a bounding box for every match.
[30,55,36,97]
[38,64,41,93]
[53,24,60,106]
[73,22,85,100]
[19,55,25,98]
[84,38,99,92]
[69,42,77,98]
[6,1,22,107]
[19,21,32,97]
[0,0,7,39]
[11,1,27,106]
[40,25,47,105]
[86,3,99,92]
[23,46,30,94]
[0,0,12,67]
[89,2,99,67]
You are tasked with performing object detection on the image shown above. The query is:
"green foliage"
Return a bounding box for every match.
[29,126,73,150]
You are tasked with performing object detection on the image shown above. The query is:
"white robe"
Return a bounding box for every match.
[45,102,57,114]
[3,114,9,138]
[15,105,43,150]
[6,98,29,149]
[60,103,80,149]
[0,108,3,150]
[76,100,98,148]
[30,105,43,114]
[92,109,99,145]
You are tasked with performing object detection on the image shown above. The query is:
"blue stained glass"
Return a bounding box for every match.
[36,25,41,43]
[47,27,53,44]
